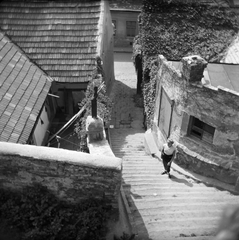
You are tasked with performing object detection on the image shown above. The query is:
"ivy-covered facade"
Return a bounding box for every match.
[133,0,239,188]
[133,0,239,129]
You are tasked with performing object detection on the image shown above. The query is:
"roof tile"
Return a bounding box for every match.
[0,32,52,144]
[0,0,101,82]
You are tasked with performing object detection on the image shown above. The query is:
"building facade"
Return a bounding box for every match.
[151,55,239,187]
[0,0,114,119]
[110,0,142,50]
[111,9,140,49]
[0,31,56,146]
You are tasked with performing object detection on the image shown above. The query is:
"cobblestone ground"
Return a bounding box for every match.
[110,52,144,130]
[109,52,239,240]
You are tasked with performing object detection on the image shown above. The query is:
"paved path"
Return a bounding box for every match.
[109,52,239,240]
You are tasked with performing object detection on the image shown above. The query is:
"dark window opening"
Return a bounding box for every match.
[126,21,136,37]
[189,116,215,144]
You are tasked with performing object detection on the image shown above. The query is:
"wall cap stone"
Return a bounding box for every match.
[0,141,122,171]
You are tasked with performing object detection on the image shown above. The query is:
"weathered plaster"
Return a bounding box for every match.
[97,0,115,92]
[151,54,239,187]
[0,141,122,211]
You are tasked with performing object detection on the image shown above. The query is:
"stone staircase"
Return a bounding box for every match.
[109,128,239,240]
[110,52,239,240]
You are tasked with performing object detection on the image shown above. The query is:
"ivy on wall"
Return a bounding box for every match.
[133,0,238,129]
[74,56,113,152]
[140,0,238,61]
[142,57,159,128]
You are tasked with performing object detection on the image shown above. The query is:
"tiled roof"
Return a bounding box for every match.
[171,61,239,93]
[0,0,101,83]
[0,31,52,144]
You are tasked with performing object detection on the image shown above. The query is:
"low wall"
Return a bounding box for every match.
[0,141,122,212]
[175,144,238,185]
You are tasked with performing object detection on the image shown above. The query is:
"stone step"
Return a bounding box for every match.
[123,188,227,196]
[125,190,238,201]
[122,165,161,169]
[122,173,167,177]
[122,179,210,185]
[109,120,237,240]
[111,147,145,151]
[122,160,158,163]
[126,195,238,203]
[122,157,156,160]
[113,153,148,156]
[122,167,161,170]
[132,208,223,218]
[110,138,144,141]
[128,203,236,214]
[122,185,234,194]
[123,189,235,198]
[137,223,216,234]
[136,216,218,227]
[122,161,159,164]
[126,199,238,211]
[146,227,215,240]
[111,143,145,147]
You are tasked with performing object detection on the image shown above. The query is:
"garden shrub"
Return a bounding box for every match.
[0,184,111,240]
[74,56,112,152]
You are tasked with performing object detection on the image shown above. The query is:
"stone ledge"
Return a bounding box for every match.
[0,141,122,171]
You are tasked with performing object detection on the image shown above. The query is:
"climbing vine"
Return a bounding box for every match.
[140,0,238,61]
[133,0,238,129]
[142,57,159,128]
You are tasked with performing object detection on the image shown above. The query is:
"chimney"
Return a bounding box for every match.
[181,55,207,83]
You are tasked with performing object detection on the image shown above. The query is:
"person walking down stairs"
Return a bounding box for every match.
[161,139,176,179]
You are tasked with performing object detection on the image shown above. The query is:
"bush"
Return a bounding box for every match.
[0,184,112,240]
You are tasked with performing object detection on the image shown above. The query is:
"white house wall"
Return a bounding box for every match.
[33,105,50,146]
[97,0,115,92]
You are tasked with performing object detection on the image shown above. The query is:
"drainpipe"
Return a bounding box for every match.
[168,100,175,138]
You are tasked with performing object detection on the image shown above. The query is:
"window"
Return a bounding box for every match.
[112,20,116,36]
[126,21,136,37]
[189,116,215,143]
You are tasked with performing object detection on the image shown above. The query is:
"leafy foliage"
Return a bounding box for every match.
[142,57,159,128]
[140,1,238,61]
[74,78,113,152]
[74,56,113,152]
[0,184,111,240]
[133,0,239,129]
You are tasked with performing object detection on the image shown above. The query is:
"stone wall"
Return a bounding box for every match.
[176,144,238,185]
[0,142,122,212]
[152,54,239,187]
